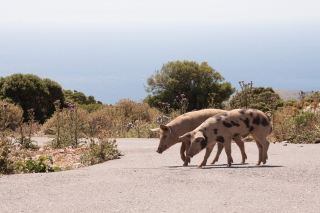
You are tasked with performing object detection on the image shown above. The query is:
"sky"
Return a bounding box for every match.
[0,0,320,104]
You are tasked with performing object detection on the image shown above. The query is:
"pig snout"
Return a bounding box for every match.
[156,145,167,154]
[187,150,196,158]
[156,147,163,154]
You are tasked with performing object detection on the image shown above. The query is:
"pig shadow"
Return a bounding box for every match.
[200,164,283,169]
[167,163,282,169]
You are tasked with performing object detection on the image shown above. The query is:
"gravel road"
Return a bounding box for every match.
[1,138,319,213]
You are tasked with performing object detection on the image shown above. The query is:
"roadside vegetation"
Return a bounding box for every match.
[1,61,319,175]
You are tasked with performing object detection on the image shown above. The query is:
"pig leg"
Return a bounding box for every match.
[183,141,191,166]
[251,133,270,165]
[180,142,186,162]
[257,138,270,164]
[252,132,270,165]
[210,143,222,164]
[233,136,247,164]
[254,140,263,165]
[198,143,216,168]
[223,139,233,167]
[262,140,270,164]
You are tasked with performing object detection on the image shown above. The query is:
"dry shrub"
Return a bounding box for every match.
[0,101,24,136]
[42,99,162,141]
[126,121,159,138]
[272,106,320,143]
[115,99,160,123]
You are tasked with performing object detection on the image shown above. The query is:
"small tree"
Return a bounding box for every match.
[144,60,235,110]
[0,74,64,123]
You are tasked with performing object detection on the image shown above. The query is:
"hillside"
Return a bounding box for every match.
[274,89,312,101]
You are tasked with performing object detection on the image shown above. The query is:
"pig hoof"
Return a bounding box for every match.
[210,158,218,164]
[183,163,188,167]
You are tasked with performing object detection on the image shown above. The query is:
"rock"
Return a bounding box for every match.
[34,155,41,160]
[43,128,55,135]
[75,163,82,168]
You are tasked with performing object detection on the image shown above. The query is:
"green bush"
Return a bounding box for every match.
[16,156,54,173]
[80,137,121,166]
[229,86,283,111]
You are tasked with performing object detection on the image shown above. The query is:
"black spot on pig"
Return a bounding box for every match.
[249,126,254,132]
[213,129,218,134]
[261,117,269,126]
[239,109,247,114]
[231,121,240,127]
[253,116,260,125]
[200,134,208,149]
[223,121,233,128]
[240,118,250,128]
[216,136,225,143]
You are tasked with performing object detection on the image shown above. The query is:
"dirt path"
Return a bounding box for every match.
[1,138,319,213]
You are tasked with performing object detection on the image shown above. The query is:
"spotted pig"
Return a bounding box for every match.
[180,109,272,167]
[151,109,248,166]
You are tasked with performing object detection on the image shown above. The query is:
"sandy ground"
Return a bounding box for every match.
[0,138,319,213]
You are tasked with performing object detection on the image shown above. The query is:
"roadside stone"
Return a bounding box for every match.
[33,155,41,160]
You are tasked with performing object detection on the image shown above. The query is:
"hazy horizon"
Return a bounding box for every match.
[1,0,319,104]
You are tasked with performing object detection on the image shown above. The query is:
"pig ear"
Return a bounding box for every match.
[150,128,160,132]
[179,132,191,139]
[160,125,171,133]
[194,131,205,140]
